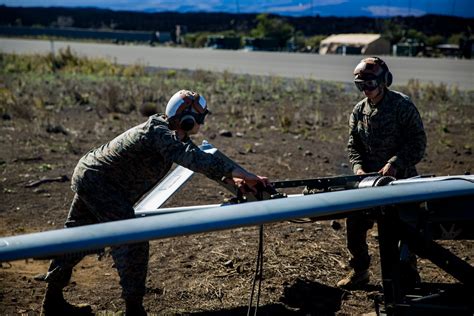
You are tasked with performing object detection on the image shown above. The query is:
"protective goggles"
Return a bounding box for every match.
[354,79,379,92]
[192,108,210,125]
[179,94,210,124]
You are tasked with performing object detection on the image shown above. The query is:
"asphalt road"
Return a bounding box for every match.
[1,38,473,89]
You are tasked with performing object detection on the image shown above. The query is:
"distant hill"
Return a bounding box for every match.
[0,5,472,37]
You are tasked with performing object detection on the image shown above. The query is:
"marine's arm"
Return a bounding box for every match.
[347,109,366,174]
[155,129,234,180]
[153,127,268,189]
[387,101,427,170]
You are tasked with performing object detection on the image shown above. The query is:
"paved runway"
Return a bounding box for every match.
[1,38,473,89]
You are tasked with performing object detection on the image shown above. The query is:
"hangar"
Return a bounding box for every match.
[319,33,390,55]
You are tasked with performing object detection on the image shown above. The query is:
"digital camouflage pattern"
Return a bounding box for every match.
[344,89,426,274]
[72,114,234,203]
[45,114,234,301]
[46,193,150,301]
[347,89,426,178]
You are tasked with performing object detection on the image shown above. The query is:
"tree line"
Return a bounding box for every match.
[1,5,472,52]
[1,5,472,36]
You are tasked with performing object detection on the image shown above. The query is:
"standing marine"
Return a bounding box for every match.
[337,57,427,289]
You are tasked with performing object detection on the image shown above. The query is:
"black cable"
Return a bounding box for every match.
[255,225,264,316]
[247,224,264,316]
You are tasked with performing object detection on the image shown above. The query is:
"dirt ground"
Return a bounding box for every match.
[0,83,473,315]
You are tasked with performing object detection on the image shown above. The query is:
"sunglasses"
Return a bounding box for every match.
[354,79,379,92]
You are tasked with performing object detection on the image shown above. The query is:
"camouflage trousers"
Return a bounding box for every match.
[45,191,149,301]
[345,170,418,273]
[345,212,418,283]
[346,213,374,272]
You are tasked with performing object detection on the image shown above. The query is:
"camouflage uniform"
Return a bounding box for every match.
[45,114,234,302]
[346,89,426,272]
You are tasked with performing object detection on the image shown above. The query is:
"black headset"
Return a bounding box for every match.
[372,56,393,87]
[179,111,198,131]
[178,108,209,131]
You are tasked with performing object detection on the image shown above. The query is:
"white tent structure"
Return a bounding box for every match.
[319,33,390,55]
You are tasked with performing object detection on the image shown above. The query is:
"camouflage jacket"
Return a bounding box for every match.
[347,89,426,178]
[71,115,234,204]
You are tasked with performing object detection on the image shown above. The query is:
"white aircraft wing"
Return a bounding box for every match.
[134,141,217,213]
[1,176,472,262]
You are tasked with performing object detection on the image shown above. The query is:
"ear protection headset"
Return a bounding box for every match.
[372,57,393,87]
[179,111,198,131]
[177,93,209,131]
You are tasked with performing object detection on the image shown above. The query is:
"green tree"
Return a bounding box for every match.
[290,30,306,52]
[425,35,445,47]
[405,29,427,43]
[304,35,327,53]
[250,14,294,48]
[382,20,404,45]
[448,33,463,45]
[183,32,211,48]
[184,31,243,48]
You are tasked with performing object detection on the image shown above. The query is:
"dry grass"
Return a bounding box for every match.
[0,51,472,315]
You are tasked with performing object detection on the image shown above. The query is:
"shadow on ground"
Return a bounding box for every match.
[187,278,346,316]
[280,278,345,315]
[187,303,301,315]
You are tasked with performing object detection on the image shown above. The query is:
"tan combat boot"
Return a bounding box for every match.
[336,269,370,289]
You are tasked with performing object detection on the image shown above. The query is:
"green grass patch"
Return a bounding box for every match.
[1,51,473,139]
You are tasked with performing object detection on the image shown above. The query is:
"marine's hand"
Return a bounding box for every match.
[356,168,366,175]
[243,174,270,188]
[230,169,270,194]
[233,175,269,194]
[379,163,396,177]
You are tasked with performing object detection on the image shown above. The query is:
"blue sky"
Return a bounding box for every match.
[1,0,473,18]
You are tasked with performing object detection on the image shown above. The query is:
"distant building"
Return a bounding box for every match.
[206,35,241,50]
[393,40,425,57]
[436,44,461,58]
[0,26,156,43]
[319,33,390,55]
[459,37,473,59]
[155,31,171,43]
[243,37,279,51]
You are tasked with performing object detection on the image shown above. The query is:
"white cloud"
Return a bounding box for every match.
[0,0,224,12]
[312,0,347,6]
[255,0,347,14]
[364,5,425,17]
[130,0,224,12]
[267,3,312,13]
[95,1,223,12]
